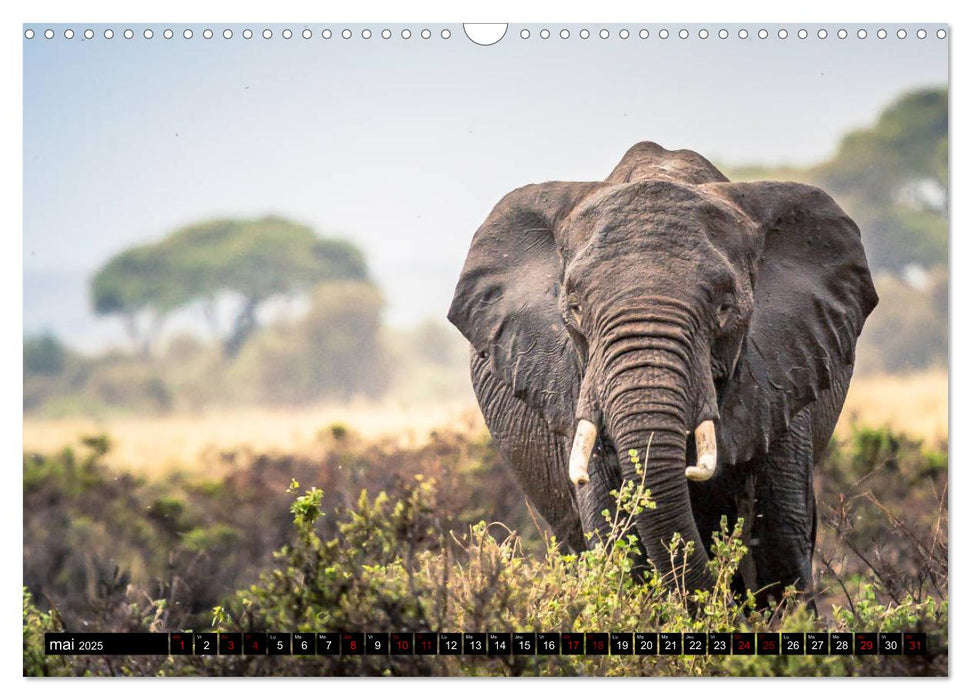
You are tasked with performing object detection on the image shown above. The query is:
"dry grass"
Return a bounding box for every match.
[837,368,947,443]
[22,370,946,474]
[22,399,486,475]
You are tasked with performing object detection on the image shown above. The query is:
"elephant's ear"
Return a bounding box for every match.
[711,182,879,464]
[448,181,605,435]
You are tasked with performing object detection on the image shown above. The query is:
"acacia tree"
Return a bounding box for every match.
[91,245,181,356]
[91,217,369,358]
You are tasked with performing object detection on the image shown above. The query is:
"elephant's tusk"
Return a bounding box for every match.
[685,420,717,481]
[569,419,598,487]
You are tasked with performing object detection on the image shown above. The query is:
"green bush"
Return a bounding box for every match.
[23,589,72,677]
[192,476,943,677]
[23,426,948,676]
[815,424,947,615]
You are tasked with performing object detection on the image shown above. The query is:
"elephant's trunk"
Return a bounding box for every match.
[599,311,714,593]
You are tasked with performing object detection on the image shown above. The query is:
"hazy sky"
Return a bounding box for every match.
[23,23,948,350]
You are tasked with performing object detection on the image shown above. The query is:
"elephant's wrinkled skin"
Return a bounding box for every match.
[448,143,877,605]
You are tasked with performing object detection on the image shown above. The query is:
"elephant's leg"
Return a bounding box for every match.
[750,408,817,607]
[689,470,747,596]
[470,354,586,552]
[688,474,739,554]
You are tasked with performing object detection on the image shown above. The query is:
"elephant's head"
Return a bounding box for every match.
[448,142,877,591]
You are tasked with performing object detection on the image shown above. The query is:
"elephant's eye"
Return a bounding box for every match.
[716,301,735,328]
[568,301,582,325]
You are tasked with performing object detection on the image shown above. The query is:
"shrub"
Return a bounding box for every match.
[23,426,948,676]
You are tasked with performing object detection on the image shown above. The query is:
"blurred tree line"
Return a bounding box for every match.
[726,87,947,374]
[23,87,946,415]
[25,218,471,416]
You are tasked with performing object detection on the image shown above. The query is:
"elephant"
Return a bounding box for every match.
[448,142,878,606]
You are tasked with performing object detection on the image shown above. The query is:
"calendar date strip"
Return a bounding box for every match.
[45,631,929,656]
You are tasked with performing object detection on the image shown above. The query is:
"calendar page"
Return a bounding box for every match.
[22,19,948,678]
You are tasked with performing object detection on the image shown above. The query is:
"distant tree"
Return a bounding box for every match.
[813,88,947,199]
[725,87,947,273]
[24,333,67,376]
[811,87,947,270]
[91,245,180,356]
[855,268,948,373]
[234,281,390,403]
[162,217,368,357]
[91,217,369,358]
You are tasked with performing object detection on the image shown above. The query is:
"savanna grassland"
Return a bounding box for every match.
[22,370,946,471]
[22,85,949,677]
[23,371,947,677]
